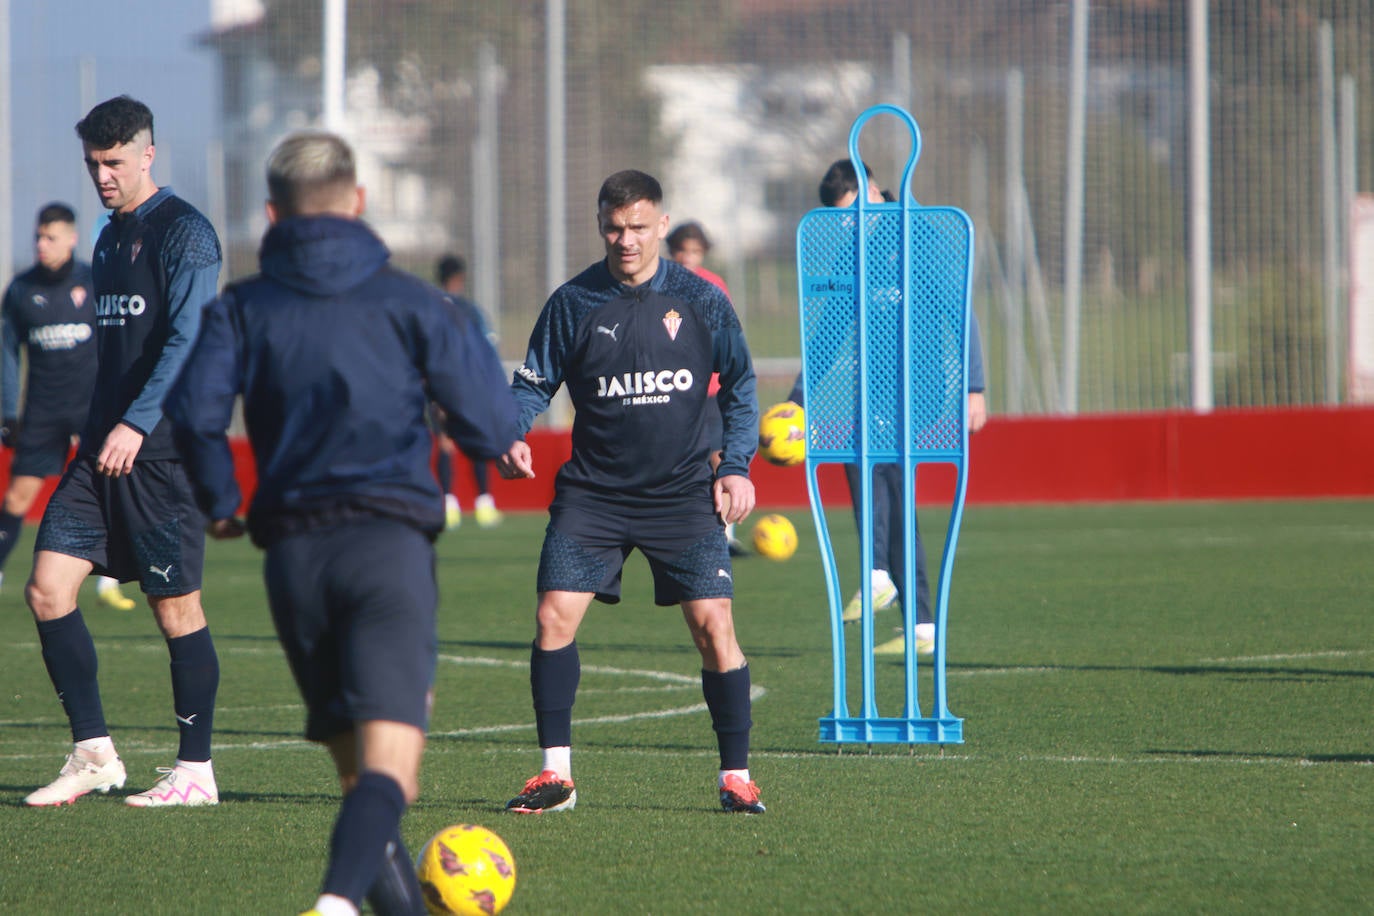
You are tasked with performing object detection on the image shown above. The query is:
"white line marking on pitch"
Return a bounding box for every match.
[1198,649,1374,663]
[426,653,766,739]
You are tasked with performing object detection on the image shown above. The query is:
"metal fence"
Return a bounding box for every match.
[12,0,1374,417]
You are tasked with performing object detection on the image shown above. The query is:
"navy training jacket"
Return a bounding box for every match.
[165,215,520,545]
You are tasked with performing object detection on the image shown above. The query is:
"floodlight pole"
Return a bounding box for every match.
[545,0,566,297]
[1061,0,1088,414]
[1319,21,1340,404]
[323,0,346,131]
[473,41,502,342]
[0,0,11,288]
[1188,0,1213,411]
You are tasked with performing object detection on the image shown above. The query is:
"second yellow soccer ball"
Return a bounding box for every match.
[758,402,805,467]
[751,513,798,561]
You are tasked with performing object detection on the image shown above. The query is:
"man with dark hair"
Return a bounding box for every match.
[166,130,520,916]
[23,96,223,808]
[665,221,729,295]
[500,168,766,815]
[433,252,503,529]
[792,158,987,655]
[0,203,135,610]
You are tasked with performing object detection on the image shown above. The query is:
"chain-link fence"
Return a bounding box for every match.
[19,1,1374,418]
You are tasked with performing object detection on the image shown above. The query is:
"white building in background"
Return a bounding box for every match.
[203,0,452,271]
[644,62,874,255]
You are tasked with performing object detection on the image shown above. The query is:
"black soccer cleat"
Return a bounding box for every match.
[719,774,766,814]
[506,769,577,814]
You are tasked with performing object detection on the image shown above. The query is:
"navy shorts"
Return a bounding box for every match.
[537,498,733,606]
[263,518,438,742]
[34,455,205,596]
[10,410,84,478]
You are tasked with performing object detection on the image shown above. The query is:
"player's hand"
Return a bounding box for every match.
[968,392,988,433]
[498,440,535,479]
[0,417,18,449]
[96,422,145,477]
[208,517,246,540]
[714,474,755,525]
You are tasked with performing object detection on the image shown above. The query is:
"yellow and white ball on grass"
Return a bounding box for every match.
[751,513,798,561]
[758,402,805,467]
[416,824,516,915]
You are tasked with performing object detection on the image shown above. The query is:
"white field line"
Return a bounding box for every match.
[1197,649,1374,663]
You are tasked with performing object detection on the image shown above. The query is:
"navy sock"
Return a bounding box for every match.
[531,641,579,748]
[37,609,107,741]
[322,771,408,907]
[702,665,753,771]
[0,510,23,570]
[167,627,219,762]
[365,829,426,916]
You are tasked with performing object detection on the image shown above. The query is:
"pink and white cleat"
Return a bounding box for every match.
[124,763,219,807]
[24,749,127,806]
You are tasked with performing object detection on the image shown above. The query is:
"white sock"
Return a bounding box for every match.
[915,623,935,641]
[541,746,572,781]
[175,758,213,775]
[312,895,359,916]
[719,768,750,787]
[75,736,116,761]
[96,576,119,591]
[475,493,497,511]
[871,568,895,592]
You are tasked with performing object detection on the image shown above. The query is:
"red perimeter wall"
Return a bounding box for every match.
[10,406,1372,519]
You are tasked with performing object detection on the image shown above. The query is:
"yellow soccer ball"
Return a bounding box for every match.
[751,513,799,561]
[758,402,805,467]
[416,824,517,915]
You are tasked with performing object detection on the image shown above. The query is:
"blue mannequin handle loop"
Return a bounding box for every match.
[846,103,922,209]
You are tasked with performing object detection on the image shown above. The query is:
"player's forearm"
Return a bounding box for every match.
[1,321,21,419]
[714,330,759,478]
[968,309,986,393]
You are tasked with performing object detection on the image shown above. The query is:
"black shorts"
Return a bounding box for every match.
[537,498,733,606]
[10,410,84,478]
[263,518,438,742]
[33,455,205,596]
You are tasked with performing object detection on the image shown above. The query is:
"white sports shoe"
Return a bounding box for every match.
[25,749,127,806]
[125,763,219,807]
[842,571,899,622]
[874,623,936,657]
[473,493,503,528]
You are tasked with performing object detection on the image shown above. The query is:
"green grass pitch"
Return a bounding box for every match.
[1,499,1371,913]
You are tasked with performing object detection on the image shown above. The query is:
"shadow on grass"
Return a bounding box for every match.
[1146,748,1374,764]
[438,637,806,660]
[947,660,1374,682]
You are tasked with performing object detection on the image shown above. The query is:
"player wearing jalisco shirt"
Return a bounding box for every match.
[500,169,766,815]
[24,96,223,810]
[0,203,136,610]
[510,257,755,506]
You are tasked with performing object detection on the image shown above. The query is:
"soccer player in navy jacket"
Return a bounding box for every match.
[165,131,521,916]
[24,97,223,808]
[499,169,766,814]
[0,202,136,610]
